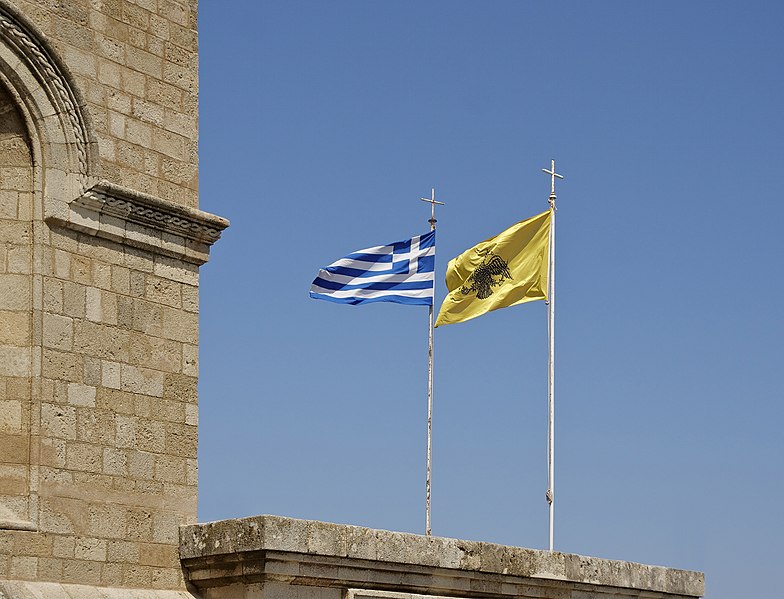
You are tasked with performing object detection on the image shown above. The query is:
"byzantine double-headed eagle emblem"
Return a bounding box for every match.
[460,249,511,300]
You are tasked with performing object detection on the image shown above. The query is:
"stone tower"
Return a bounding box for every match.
[0,0,226,590]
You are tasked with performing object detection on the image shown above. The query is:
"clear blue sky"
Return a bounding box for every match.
[196,3,784,597]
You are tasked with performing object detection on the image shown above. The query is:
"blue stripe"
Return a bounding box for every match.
[416,254,434,273]
[325,259,413,278]
[312,277,433,292]
[418,230,436,249]
[393,239,412,253]
[309,292,433,306]
[340,251,392,264]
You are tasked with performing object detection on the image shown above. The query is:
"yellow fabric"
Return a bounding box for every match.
[435,210,551,327]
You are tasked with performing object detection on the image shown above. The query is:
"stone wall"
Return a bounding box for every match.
[180,515,705,599]
[0,0,227,591]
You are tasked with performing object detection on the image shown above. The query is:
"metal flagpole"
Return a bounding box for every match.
[541,160,563,552]
[420,188,443,536]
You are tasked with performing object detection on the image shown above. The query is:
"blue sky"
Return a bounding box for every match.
[196,2,784,597]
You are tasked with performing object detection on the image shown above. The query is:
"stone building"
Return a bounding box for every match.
[0,0,226,593]
[0,0,704,597]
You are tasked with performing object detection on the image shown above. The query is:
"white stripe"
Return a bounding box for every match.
[315,270,435,285]
[329,257,395,271]
[328,244,434,272]
[310,285,433,299]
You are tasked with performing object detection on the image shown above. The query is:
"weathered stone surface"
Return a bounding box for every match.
[0,579,197,598]
[0,0,226,590]
[180,515,704,598]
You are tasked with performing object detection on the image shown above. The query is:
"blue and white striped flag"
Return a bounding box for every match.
[310,231,436,305]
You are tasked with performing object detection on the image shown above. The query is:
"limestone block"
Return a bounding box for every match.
[101,360,121,389]
[86,287,102,322]
[136,419,166,453]
[38,498,78,535]
[0,311,30,346]
[73,320,130,362]
[66,442,102,473]
[127,450,154,482]
[37,556,64,580]
[139,542,178,568]
[62,558,102,585]
[184,404,197,427]
[107,539,140,563]
[115,415,137,449]
[87,503,129,540]
[97,388,136,416]
[164,423,196,458]
[10,555,37,579]
[123,563,154,587]
[0,274,31,310]
[52,535,76,559]
[111,265,131,294]
[7,245,31,274]
[74,537,108,562]
[77,409,115,446]
[0,346,31,377]
[70,255,93,285]
[162,374,196,404]
[161,307,196,344]
[62,281,86,319]
[131,298,163,336]
[145,276,181,308]
[152,512,182,545]
[126,509,154,542]
[121,364,165,398]
[42,278,64,313]
[40,404,76,440]
[67,383,96,407]
[156,399,184,423]
[42,349,83,382]
[101,561,124,586]
[83,356,102,386]
[154,455,184,484]
[181,284,197,313]
[0,399,22,433]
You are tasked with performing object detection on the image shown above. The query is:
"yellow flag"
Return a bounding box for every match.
[435,210,551,327]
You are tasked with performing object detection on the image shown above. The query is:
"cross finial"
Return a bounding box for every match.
[420,187,445,231]
[541,159,564,206]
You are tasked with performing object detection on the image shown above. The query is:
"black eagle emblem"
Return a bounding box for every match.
[460,249,512,300]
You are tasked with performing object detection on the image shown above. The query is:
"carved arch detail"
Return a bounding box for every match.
[0,0,96,193]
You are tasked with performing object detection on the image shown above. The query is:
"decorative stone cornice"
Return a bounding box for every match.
[52,181,229,265]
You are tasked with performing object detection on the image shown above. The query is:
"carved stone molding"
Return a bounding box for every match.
[0,2,91,185]
[52,181,229,265]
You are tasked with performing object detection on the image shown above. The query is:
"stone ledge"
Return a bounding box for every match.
[179,515,704,598]
[47,180,229,265]
[0,580,197,598]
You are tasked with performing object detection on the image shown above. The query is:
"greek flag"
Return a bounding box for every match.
[310,231,436,305]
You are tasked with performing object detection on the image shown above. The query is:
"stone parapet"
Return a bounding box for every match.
[180,515,704,599]
[0,580,197,597]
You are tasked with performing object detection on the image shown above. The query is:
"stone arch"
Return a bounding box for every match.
[0,1,98,204]
[0,1,97,530]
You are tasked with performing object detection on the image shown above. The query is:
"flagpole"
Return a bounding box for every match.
[542,160,563,552]
[420,187,443,537]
